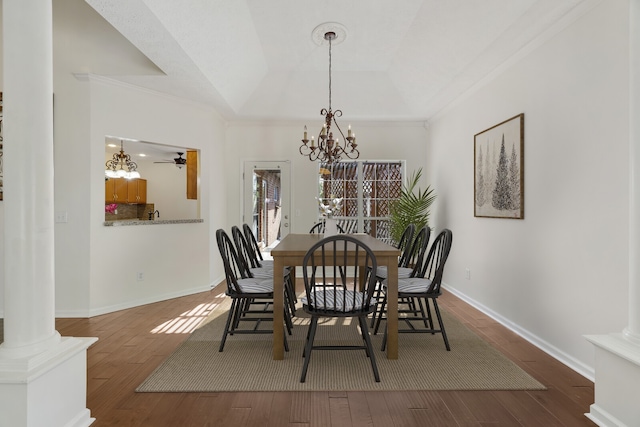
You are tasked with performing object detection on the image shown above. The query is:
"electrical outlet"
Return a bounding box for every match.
[55,211,68,223]
[465,268,471,280]
[137,272,144,281]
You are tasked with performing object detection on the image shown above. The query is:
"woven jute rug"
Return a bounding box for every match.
[136,298,546,392]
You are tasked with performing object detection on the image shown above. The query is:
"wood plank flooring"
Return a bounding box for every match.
[55,282,597,427]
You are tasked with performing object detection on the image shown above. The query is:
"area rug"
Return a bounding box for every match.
[136,298,546,392]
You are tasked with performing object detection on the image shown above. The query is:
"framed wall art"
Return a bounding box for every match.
[474,113,524,219]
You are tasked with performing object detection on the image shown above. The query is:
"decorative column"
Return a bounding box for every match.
[0,1,96,426]
[585,1,640,426]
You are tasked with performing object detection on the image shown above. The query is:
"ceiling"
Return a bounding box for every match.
[104,136,188,164]
[77,0,592,125]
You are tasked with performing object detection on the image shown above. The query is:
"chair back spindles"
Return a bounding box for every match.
[309,220,346,234]
[216,229,247,294]
[396,223,416,268]
[232,225,261,272]
[418,228,453,293]
[304,236,377,315]
[406,226,431,277]
[242,223,265,262]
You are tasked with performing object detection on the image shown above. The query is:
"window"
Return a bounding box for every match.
[318,161,404,244]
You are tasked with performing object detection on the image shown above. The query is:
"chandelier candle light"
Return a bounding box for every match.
[105,140,141,179]
[300,27,359,164]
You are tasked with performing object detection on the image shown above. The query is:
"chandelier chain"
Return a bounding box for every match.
[328,35,332,111]
[299,28,359,164]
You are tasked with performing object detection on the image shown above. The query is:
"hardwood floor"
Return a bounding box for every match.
[55,281,597,427]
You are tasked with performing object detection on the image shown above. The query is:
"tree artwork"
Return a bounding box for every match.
[509,142,521,210]
[475,145,486,206]
[492,135,513,210]
[474,114,524,219]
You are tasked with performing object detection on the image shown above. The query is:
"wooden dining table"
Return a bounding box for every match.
[271,233,401,360]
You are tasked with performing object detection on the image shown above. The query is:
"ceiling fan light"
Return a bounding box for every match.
[176,163,185,169]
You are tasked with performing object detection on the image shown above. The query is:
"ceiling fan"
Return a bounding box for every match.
[154,152,187,169]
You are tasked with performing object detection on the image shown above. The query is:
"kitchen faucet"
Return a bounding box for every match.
[148,210,160,220]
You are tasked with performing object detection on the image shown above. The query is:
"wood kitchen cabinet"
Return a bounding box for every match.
[105,177,128,203]
[105,178,147,204]
[127,178,147,204]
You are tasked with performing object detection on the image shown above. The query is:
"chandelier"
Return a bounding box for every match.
[299,29,359,164]
[105,140,140,179]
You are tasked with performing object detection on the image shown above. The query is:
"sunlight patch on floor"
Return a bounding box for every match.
[150,302,221,334]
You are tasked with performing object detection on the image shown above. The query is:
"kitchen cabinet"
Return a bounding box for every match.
[187,150,198,200]
[105,177,128,203]
[105,178,147,204]
[127,178,147,204]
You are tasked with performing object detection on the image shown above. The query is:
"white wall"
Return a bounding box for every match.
[225,122,430,233]
[79,76,226,316]
[43,73,227,317]
[427,0,630,378]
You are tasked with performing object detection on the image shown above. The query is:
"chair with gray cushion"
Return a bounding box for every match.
[300,235,380,382]
[379,228,453,351]
[242,223,296,303]
[374,225,428,282]
[371,225,430,330]
[215,228,289,352]
[231,225,296,327]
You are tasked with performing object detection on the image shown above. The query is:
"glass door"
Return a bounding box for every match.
[243,161,290,253]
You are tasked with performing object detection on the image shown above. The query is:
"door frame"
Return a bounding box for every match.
[242,160,291,243]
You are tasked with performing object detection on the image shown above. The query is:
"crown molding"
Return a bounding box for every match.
[72,73,219,114]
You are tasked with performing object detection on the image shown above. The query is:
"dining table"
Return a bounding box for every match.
[271,233,401,360]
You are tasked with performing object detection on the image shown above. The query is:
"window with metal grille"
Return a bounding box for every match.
[318,161,405,244]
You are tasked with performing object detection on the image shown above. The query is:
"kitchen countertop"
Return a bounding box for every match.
[104,219,204,226]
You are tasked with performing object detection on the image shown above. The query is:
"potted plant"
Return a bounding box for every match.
[389,168,436,245]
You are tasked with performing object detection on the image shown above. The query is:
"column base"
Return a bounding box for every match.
[585,333,640,427]
[0,336,97,427]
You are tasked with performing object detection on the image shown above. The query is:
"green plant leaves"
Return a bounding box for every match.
[389,168,436,244]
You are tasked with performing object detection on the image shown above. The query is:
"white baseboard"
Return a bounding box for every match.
[443,283,595,382]
[54,284,215,318]
[586,404,628,427]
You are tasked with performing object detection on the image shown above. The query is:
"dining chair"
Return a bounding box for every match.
[232,226,272,276]
[371,225,430,330]
[242,223,273,269]
[309,220,348,284]
[242,223,296,304]
[231,226,296,326]
[373,224,421,281]
[300,235,380,382]
[309,220,345,234]
[396,223,416,268]
[215,228,289,352]
[379,228,453,351]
